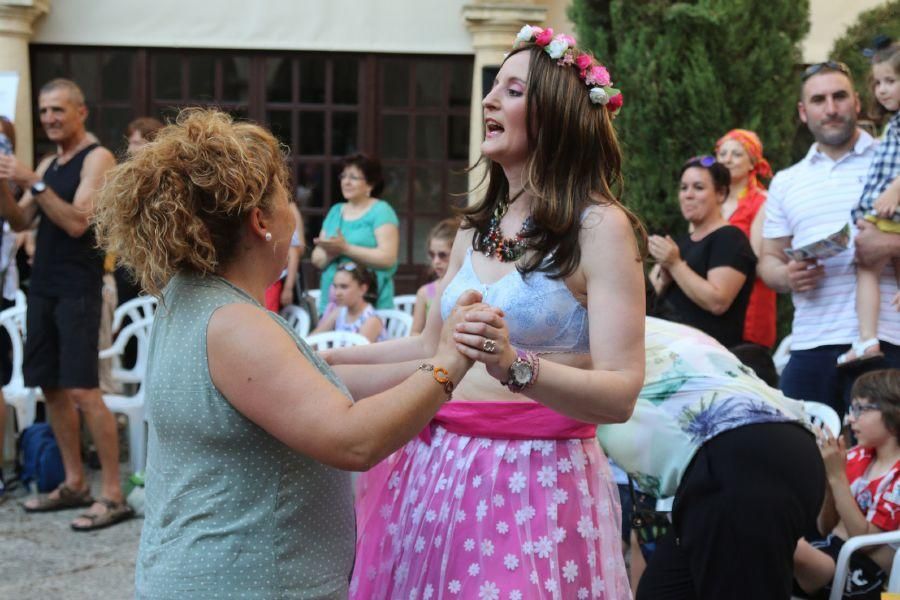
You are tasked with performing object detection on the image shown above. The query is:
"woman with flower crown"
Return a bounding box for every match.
[330,25,645,599]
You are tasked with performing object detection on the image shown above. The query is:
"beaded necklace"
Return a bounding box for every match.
[480,190,532,262]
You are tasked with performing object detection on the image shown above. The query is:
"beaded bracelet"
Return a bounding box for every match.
[417,363,455,399]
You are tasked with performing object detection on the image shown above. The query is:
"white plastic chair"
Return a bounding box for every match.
[393,294,417,315]
[280,305,312,338]
[375,308,413,339]
[14,289,25,308]
[308,289,321,304]
[803,400,842,437]
[305,331,370,351]
[773,334,792,376]
[830,530,900,599]
[112,295,157,332]
[0,304,42,431]
[100,316,153,474]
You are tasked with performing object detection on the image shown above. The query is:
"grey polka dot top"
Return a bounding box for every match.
[135,273,355,599]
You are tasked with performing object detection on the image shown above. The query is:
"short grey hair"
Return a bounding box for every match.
[39,78,86,107]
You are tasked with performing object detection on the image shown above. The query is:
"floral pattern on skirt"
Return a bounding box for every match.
[351,426,631,600]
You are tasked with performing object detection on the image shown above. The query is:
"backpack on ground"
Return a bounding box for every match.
[17,422,65,492]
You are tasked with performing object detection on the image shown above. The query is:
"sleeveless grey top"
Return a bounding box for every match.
[135,273,355,599]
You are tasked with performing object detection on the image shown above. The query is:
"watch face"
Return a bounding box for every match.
[510,360,532,385]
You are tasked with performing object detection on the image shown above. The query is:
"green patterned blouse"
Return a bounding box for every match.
[135,273,355,599]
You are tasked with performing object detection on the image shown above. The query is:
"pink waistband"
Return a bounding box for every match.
[419,401,597,444]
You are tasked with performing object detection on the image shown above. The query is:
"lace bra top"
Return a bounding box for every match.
[441,248,590,353]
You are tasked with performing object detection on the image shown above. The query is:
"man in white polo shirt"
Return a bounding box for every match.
[759,61,900,415]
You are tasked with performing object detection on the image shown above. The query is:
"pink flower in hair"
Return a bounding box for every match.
[557,53,575,67]
[575,54,593,71]
[534,28,554,47]
[558,34,576,47]
[585,65,611,87]
[607,92,623,112]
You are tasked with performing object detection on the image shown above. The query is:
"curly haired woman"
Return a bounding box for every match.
[94,109,481,599]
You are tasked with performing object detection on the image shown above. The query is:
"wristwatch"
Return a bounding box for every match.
[30,180,47,196]
[501,349,537,393]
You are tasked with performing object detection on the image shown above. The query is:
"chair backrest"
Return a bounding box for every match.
[803,400,842,437]
[305,331,370,351]
[308,289,321,304]
[113,295,158,332]
[393,294,417,315]
[100,316,154,385]
[829,530,900,599]
[280,305,312,338]
[0,304,27,390]
[375,308,413,339]
[772,334,791,376]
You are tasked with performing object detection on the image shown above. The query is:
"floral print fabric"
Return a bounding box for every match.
[597,317,809,498]
[352,422,630,599]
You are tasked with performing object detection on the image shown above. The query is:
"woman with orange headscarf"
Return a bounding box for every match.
[715,129,777,348]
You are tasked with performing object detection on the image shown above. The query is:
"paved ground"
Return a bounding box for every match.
[0,468,140,600]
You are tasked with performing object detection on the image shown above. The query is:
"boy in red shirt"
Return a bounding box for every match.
[794,369,900,599]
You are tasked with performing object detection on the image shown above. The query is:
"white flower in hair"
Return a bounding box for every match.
[589,87,609,105]
[516,25,534,44]
[546,39,568,59]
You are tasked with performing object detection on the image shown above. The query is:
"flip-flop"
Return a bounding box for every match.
[70,497,134,532]
[837,338,884,369]
[22,484,94,513]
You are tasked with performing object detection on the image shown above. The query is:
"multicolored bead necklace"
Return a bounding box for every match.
[480,191,532,263]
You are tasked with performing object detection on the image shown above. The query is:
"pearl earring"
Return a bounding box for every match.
[265,232,272,242]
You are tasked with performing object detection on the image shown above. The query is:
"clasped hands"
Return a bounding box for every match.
[438,289,516,381]
[313,230,348,262]
[647,234,681,270]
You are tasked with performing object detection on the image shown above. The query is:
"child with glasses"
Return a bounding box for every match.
[839,42,900,367]
[794,369,900,599]
[310,263,385,343]
[411,217,459,335]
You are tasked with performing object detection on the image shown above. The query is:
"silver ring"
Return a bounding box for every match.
[482,339,497,354]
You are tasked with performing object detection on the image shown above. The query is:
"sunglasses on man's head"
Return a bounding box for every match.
[801,60,852,81]
[684,155,717,168]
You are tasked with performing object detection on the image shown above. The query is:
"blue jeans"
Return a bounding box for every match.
[780,341,900,416]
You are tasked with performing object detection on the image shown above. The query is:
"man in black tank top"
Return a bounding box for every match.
[0,78,131,530]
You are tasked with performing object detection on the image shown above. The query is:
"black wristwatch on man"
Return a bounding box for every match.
[30,180,47,197]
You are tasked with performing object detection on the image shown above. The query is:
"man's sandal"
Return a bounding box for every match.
[22,484,94,513]
[837,338,884,369]
[70,497,135,532]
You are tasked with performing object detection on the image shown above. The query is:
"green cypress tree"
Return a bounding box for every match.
[569,0,810,234]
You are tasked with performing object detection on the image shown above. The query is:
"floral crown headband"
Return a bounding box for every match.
[513,25,623,115]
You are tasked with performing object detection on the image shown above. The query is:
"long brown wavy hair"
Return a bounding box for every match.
[94,108,289,297]
[461,44,645,279]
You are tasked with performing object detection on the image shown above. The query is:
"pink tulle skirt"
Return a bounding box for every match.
[351,401,631,600]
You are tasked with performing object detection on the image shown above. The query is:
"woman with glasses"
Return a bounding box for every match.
[311,153,399,316]
[649,156,757,348]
